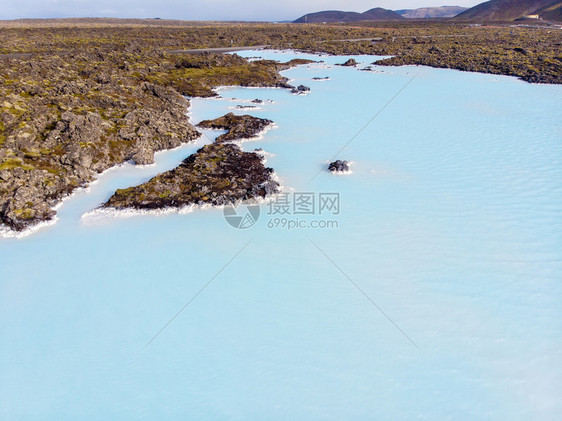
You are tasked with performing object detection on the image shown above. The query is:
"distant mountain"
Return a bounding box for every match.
[534,2,562,21]
[396,6,468,18]
[361,7,406,20]
[294,7,404,23]
[455,0,561,21]
[294,10,361,23]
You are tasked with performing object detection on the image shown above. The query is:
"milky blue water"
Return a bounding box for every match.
[1,50,561,420]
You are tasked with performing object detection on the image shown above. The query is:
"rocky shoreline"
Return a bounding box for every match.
[0,81,201,231]
[296,25,561,85]
[0,49,309,232]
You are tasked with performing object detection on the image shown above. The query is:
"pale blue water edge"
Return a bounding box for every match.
[1,50,561,419]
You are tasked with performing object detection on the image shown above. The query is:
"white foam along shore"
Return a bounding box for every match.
[81,171,285,225]
[0,217,58,239]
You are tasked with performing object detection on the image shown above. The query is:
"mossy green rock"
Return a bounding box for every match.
[103,142,279,210]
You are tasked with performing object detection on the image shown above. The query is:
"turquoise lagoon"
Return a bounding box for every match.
[1,50,561,419]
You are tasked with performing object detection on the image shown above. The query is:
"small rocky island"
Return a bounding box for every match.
[328,160,350,173]
[197,113,273,143]
[291,85,311,94]
[103,112,279,211]
[337,59,358,67]
[104,141,279,210]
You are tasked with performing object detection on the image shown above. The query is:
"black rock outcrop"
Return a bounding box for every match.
[291,85,311,94]
[197,113,273,142]
[328,160,350,173]
[338,59,358,67]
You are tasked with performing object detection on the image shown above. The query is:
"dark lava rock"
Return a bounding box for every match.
[103,142,279,210]
[0,48,315,232]
[290,85,311,94]
[197,112,273,142]
[251,99,264,104]
[328,160,350,173]
[312,77,330,80]
[337,59,358,67]
[235,105,258,110]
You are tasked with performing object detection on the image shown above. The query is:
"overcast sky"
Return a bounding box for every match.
[1,1,483,21]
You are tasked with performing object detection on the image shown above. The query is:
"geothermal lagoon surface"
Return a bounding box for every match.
[1,50,561,419]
